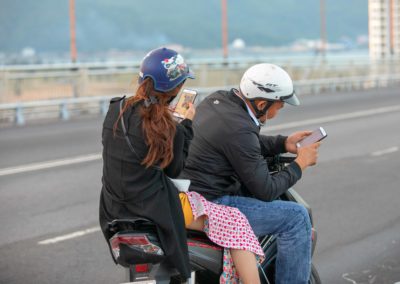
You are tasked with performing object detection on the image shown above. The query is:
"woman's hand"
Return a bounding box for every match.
[285,131,312,153]
[184,103,196,121]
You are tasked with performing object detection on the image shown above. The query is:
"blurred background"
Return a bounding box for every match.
[0,0,399,283]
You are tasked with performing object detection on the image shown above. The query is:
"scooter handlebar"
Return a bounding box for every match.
[265,155,296,166]
[278,155,296,164]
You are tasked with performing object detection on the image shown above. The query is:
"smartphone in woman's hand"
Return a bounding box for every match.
[173,89,198,119]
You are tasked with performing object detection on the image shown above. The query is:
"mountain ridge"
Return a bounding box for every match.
[0,0,368,53]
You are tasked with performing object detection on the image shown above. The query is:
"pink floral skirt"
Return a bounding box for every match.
[186,191,264,283]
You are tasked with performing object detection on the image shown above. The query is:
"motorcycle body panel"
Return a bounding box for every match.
[108,155,321,283]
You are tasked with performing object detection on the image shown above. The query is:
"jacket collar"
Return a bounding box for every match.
[229,88,260,127]
[229,88,247,109]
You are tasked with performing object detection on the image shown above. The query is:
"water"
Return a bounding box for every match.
[1,48,370,67]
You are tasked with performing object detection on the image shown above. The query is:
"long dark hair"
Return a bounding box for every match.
[114,78,183,169]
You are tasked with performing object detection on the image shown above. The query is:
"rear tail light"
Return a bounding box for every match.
[135,263,150,273]
[109,234,163,260]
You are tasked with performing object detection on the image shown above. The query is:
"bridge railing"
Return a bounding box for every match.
[1,74,400,127]
[2,56,399,104]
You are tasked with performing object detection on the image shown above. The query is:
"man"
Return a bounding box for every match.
[180,63,320,283]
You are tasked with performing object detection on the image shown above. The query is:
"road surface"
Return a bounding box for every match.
[0,87,399,283]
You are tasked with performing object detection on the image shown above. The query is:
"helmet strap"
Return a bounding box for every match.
[234,88,274,119]
[249,99,274,119]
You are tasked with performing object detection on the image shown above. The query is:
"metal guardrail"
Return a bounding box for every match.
[0,96,112,125]
[295,74,400,93]
[1,74,400,127]
[2,56,400,104]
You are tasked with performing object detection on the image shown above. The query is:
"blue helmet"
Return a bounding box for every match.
[138,47,195,92]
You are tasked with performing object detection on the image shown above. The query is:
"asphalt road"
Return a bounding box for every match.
[0,86,400,284]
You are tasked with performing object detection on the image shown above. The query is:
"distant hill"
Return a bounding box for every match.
[0,0,368,54]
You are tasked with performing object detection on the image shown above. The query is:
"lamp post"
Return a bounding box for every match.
[69,0,79,97]
[320,0,327,57]
[221,0,228,60]
[69,0,77,63]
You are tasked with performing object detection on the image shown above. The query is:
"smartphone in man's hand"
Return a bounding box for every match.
[173,89,198,119]
[296,127,327,148]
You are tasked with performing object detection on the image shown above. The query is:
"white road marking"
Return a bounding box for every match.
[371,146,399,157]
[268,104,400,131]
[38,226,100,245]
[18,104,399,246]
[2,104,400,177]
[0,153,101,177]
[342,273,357,284]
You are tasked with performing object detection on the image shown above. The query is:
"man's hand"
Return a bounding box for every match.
[295,142,320,171]
[285,131,312,153]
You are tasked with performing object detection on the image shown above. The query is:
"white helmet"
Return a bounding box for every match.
[239,63,300,106]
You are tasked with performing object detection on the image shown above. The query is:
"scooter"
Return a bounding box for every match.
[107,155,321,284]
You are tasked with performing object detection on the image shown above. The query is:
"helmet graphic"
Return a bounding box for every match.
[239,63,300,106]
[138,47,195,92]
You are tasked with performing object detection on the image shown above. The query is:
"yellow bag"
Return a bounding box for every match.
[179,193,194,227]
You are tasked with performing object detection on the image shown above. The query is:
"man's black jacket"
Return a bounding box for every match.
[180,89,302,201]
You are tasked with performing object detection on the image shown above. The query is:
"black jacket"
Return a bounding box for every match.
[180,89,302,201]
[99,97,193,279]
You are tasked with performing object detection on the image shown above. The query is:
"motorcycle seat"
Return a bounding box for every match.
[186,229,222,249]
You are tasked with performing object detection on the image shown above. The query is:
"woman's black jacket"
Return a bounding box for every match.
[99,97,193,279]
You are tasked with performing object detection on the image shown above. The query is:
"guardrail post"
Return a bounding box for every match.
[15,104,25,126]
[78,68,88,97]
[60,101,70,120]
[329,82,337,93]
[0,71,7,104]
[70,67,79,98]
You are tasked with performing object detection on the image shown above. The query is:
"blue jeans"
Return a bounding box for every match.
[212,195,312,284]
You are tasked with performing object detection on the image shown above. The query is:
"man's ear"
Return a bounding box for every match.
[256,100,267,111]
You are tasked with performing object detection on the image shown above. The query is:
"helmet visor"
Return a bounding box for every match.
[281,91,300,106]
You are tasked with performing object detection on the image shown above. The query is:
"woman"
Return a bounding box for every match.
[99,47,263,284]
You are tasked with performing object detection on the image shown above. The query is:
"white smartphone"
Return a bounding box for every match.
[296,127,327,148]
[173,89,198,119]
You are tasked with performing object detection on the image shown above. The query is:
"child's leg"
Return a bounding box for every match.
[185,215,205,231]
[231,249,260,284]
[186,216,260,284]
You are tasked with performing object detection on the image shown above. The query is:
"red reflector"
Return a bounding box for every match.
[135,264,149,273]
[311,228,315,241]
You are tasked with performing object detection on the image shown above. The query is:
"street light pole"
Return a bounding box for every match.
[320,0,327,57]
[69,0,77,63]
[221,0,228,60]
